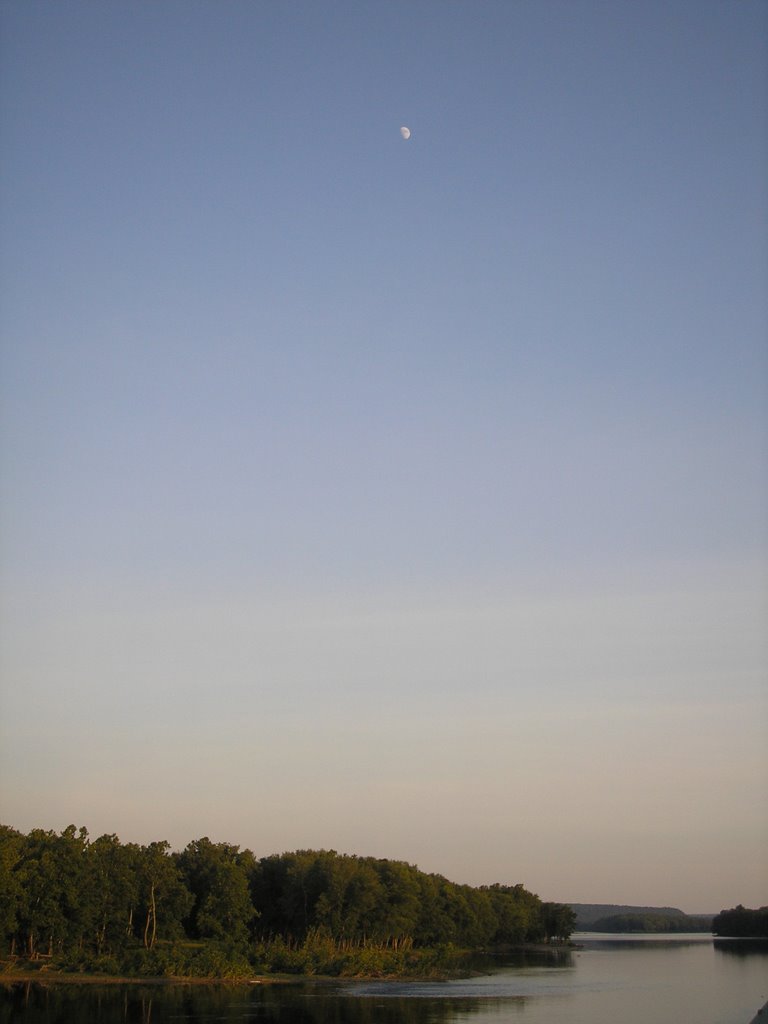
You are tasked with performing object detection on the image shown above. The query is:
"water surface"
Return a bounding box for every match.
[2,934,766,1024]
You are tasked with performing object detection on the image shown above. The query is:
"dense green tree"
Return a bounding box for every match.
[590,912,710,933]
[176,838,255,948]
[250,851,321,938]
[0,822,563,975]
[86,834,140,954]
[541,902,577,942]
[481,883,544,943]
[375,860,421,943]
[414,873,460,945]
[713,905,768,937]
[0,826,24,955]
[312,853,383,941]
[13,826,90,956]
[483,884,529,944]
[135,841,191,950]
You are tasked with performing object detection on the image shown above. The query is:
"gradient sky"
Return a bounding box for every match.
[1,0,766,914]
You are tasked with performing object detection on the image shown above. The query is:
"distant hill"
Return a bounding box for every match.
[587,913,713,933]
[570,904,688,929]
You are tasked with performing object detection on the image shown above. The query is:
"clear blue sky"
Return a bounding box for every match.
[1,0,766,913]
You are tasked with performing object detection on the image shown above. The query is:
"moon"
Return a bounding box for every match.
[400,126,411,140]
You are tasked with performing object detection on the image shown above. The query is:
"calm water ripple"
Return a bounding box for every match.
[1,935,766,1024]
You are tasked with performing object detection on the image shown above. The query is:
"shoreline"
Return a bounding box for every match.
[0,970,282,987]
[0,944,576,988]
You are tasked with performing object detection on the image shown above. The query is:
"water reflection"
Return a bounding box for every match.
[0,981,498,1024]
[2,938,767,1024]
[576,935,711,952]
[0,947,611,1024]
[714,938,768,957]
[467,947,574,971]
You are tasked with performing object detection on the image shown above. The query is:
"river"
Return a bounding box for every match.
[1,934,766,1024]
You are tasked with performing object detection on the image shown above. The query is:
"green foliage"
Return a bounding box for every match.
[541,902,578,942]
[175,837,255,948]
[590,913,712,933]
[248,851,568,950]
[0,826,24,952]
[86,833,140,954]
[479,883,549,943]
[10,825,90,957]
[0,821,571,979]
[136,841,192,950]
[0,826,190,959]
[251,931,469,978]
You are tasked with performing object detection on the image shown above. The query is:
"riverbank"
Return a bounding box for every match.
[3,935,767,1024]
[0,943,575,987]
[0,965,275,986]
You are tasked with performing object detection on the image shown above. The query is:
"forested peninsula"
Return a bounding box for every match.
[712,906,768,938]
[0,824,576,980]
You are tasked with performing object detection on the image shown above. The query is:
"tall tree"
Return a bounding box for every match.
[13,826,90,957]
[374,860,421,944]
[176,838,255,948]
[86,834,140,954]
[0,825,24,955]
[541,902,577,942]
[136,841,191,950]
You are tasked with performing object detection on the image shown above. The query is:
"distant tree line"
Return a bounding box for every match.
[0,824,576,978]
[712,906,768,938]
[589,913,713,933]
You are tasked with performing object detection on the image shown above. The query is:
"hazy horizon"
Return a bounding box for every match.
[1,0,766,917]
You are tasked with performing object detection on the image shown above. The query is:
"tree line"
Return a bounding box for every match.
[712,906,768,938]
[0,824,576,977]
[589,912,713,932]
